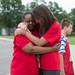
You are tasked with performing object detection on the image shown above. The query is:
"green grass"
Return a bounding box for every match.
[68,36,75,45]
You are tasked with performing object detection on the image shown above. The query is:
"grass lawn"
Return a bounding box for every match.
[0,35,75,44]
[68,36,75,45]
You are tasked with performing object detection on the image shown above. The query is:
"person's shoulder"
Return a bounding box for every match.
[53,21,61,26]
[14,34,27,39]
[61,35,67,42]
[51,21,61,29]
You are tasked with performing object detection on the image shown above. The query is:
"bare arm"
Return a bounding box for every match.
[15,28,48,46]
[60,53,65,75]
[22,43,60,54]
[25,31,47,46]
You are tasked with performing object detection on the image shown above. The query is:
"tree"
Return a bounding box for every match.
[48,1,69,22]
[70,8,75,32]
[30,2,38,9]
[0,0,25,35]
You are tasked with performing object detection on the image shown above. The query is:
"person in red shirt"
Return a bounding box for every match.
[15,4,61,75]
[60,19,74,75]
[11,11,60,75]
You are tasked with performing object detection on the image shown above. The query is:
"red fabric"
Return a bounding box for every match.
[40,21,61,70]
[11,34,38,75]
[64,41,74,75]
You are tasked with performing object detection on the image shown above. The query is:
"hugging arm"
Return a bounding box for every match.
[15,35,60,54]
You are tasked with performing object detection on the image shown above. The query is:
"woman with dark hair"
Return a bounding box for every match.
[15,4,63,75]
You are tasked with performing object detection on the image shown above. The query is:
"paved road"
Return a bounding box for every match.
[0,38,75,75]
[0,38,13,75]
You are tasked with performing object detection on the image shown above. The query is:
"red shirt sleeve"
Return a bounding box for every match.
[43,21,61,45]
[14,34,30,49]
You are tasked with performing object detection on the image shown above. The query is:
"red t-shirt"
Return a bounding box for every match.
[11,34,38,75]
[64,40,74,75]
[40,21,61,70]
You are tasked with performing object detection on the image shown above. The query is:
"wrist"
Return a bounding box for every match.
[24,29,31,35]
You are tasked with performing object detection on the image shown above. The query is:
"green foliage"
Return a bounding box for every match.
[0,0,75,35]
[48,1,69,22]
[69,8,75,32]
[68,36,75,44]
[0,0,25,28]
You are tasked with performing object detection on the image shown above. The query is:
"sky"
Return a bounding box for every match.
[22,0,75,13]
